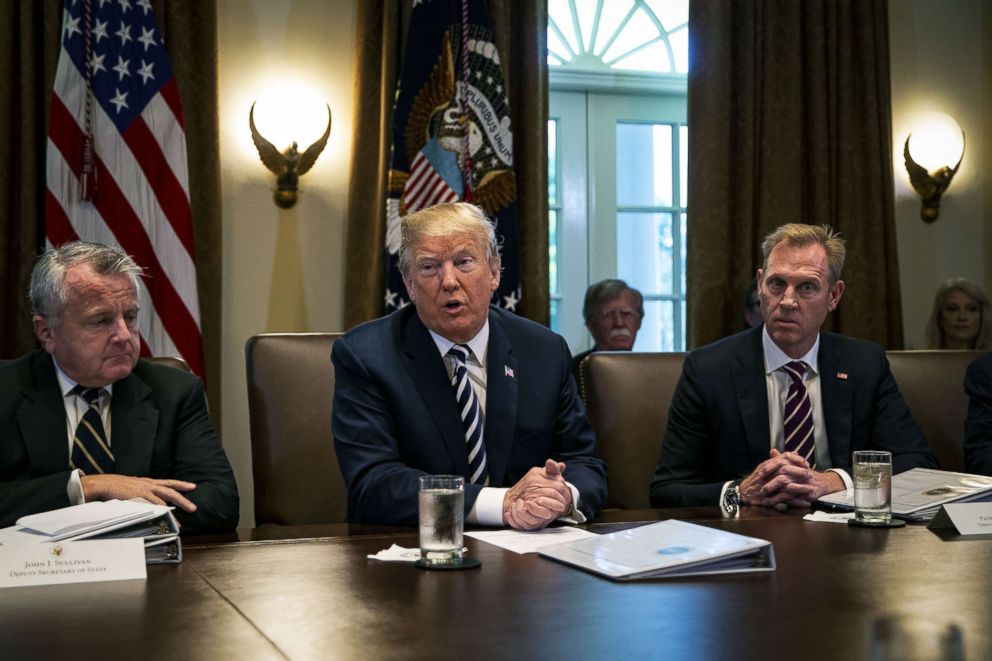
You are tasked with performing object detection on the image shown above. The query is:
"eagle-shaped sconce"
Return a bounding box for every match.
[903,132,964,223]
[249,102,332,209]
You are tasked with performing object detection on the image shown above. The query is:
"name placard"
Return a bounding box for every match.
[927,503,992,536]
[0,539,146,588]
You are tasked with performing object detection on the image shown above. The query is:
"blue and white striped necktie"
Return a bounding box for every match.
[448,344,490,485]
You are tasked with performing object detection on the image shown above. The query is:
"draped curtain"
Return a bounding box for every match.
[0,1,223,419]
[686,0,903,349]
[343,0,549,329]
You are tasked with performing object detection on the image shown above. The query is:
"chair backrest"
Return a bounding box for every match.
[885,350,982,473]
[581,351,686,510]
[245,333,345,526]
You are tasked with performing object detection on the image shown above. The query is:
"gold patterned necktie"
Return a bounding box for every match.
[70,386,115,474]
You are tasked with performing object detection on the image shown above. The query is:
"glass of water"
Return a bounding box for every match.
[418,475,464,565]
[853,450,892,523]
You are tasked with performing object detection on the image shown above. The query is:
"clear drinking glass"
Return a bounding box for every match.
[418,475,464,565]
[853,450,893,523]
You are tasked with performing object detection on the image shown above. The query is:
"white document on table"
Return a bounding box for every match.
[465,526,599,554]
[818,468,992,521]
[539,520,775,581]
[0,500,181,564]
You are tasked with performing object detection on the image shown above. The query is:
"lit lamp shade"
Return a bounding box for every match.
[903,113,965,223]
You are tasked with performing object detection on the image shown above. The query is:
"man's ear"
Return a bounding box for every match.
[828,280,845,311]
[33,315,56,354]
[402,274,416,303]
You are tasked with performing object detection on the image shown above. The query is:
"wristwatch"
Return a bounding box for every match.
[721,479,743,518]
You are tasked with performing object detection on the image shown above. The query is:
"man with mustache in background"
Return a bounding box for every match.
[572,279,644,384]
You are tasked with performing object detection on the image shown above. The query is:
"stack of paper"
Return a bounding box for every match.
[818,468,992,522]
[0,500,182,564]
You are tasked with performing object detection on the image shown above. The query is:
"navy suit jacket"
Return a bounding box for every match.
[964,352,992,475]
[332,305,608,525]
[0,351,239,534]
[650,326,938,507]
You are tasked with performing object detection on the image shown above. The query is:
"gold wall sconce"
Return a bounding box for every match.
[903,113,965,223]
[249,101,332,209]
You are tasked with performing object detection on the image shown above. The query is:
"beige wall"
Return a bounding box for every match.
[217,0,357,526]
[890,0,992,348]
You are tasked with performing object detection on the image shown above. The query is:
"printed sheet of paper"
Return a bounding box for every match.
[465,526,599,554]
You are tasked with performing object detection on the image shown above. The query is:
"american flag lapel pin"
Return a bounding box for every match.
[837,371,848,380]
[505,365,515,378]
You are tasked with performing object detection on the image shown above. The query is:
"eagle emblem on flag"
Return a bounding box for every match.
[384,0,521,313]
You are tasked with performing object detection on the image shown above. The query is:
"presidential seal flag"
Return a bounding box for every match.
[46,0,205,377]
[384,0,521,313]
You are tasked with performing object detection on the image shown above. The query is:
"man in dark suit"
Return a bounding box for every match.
[571,279,644,384]
[651,224,937,510]
[333,203,607,529]
[0,242,238,534]
[964,352,992,475]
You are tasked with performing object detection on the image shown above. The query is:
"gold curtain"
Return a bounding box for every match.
[0,2,61,356]
[0,1,223,420]
[343,0,549,330]
[687,0,903,349]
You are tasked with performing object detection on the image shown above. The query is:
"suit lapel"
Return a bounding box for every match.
[483,311,517,486]
[731,328,772,467]
[18,352,72,473]
[818,334,852,467]
[401,312,473,477]
[109,371,158,475]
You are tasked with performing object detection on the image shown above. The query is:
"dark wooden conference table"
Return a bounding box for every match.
[1,506,989,660]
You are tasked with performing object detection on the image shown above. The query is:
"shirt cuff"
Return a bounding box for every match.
[558,482,586,524]
[468,487,509,526]
[827,468,853,492]
[67,469,86,505]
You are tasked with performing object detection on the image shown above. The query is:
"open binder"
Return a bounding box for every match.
[539,520,775,581]
[0,500,182,564]
[817,468,992,522]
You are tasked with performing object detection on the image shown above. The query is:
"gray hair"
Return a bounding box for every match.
[29,241,144,321]
[761,223,846,284]
[398,203,501,277]
[925,277,992,350]
[583,279,644,323]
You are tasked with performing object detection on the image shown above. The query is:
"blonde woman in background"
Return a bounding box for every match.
[926,278,992,350]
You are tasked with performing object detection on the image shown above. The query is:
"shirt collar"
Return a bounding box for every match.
[428,321,490,366]
[53,359,114,398]
[762,326,820,376]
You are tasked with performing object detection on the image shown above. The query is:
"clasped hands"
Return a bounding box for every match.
[738,449,845,508]
[81,474,198,513]
[502,459,573,530]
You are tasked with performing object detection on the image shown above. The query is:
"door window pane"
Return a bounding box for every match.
[640,300,675,352]
[616,123,672,207]
[617,211,673,295]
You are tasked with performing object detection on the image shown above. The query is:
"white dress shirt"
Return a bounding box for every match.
[719,328,853,504]
[428,323,584,526]
[54,361,115,505]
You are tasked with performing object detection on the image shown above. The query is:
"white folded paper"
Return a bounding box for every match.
[803,511,855,524]
[367,544,422,562]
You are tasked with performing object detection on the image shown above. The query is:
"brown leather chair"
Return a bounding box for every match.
[144,355,191,373]
[245,333,346,526]
[885,350,983,473]
[580,352,686,510]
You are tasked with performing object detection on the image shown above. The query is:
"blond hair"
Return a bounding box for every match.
[761,223,846,283]
[925,277,992,350]
[398,203,501,277]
